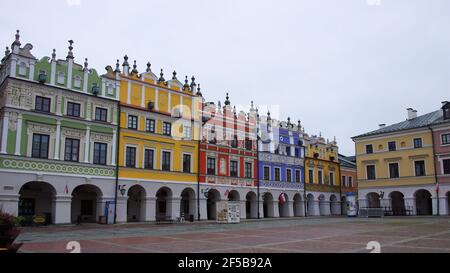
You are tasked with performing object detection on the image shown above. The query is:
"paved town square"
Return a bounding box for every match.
[16,217,450,253]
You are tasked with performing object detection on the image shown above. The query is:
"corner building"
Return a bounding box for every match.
[0,31,120,224]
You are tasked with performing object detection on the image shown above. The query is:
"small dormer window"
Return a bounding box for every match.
[57,72,65,85]
[73,75,81,88]
[444,107,450,120]
[18,62,27,76]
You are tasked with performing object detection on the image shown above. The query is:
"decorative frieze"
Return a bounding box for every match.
[206,175,253,187]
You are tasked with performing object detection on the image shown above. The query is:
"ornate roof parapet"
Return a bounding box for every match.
[131,60,139,75]
[11,30,21,53]
[196,84,202,97]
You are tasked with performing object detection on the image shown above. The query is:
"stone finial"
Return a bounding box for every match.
[158,69,165,82]
[196,84,202,96]
[218,100,222,108]
[66,40,74,60]
[51,49,56,60]
[84,58,89,71]
[132,60,138,74]
[5,47,10,56]
[287,117,291,127]
[190,76,196,88]
[183,75,190,90]
[122,55,129,67]
[172,70,177,80]
[297,120,301,130]
[146,62,151,72]
[224,93,230,106]
[250,100,254,111]
[12,30,21,47]
[114,59,121,73]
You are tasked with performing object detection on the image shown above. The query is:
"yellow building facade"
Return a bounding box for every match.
[304,134,341,216]
[115,57,203,223]
[353,109,438,215]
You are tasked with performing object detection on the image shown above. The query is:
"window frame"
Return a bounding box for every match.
[93,142,107,165]
[414,160,426,177]
[413,138,423,149]
[366,164,376,180]
[64,138,80,162]
[182,153,192,173]
[230,160,238,177]
[365,144,373,154]
[95,107,108,122]
[125,146,137,168]
[388,141,396,152]
[207,157,216,175]
[31,133,50,159]
[67,101,81,117]
[388,162,400,179]
[161,150,171,171]
[35,96,51,113]
[128,115,138,130]
[143,148,154,170]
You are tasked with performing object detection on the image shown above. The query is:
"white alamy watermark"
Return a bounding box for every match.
[366,0,382,6]
[66,0,81,7]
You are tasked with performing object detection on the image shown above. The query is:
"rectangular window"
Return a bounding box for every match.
[145,119,155,133]
[35,96,51,112]
[245,139,252,150]
[388,141,396,151]
[184,126,192,139]
[274,168,281,181]
[144,149,154,169]
[413,138,423,148]
[230,160,238,177]
[286,147,291,156]
[295,148,300,158]
[128,115,138,130]
[162,151,171,171]
[443,159,450,174]
[93,142,107,165]
[348,176,353,188]
[125,146,136,168]
[64,138,79,162]
[31,134,49,159]
[442,134,450,145]
[67,102,81,117]
[286,169,292,182]
[367,165,376,180]
[329,173,334,185]
[263,166,270,180]
[318,170,323,185]
[95,107,108,122]
[183,154,191,173]
[163,122,171,136]
[309,169,313,184]
[207,158,216,175]
[389,162,399,178]
[245,162,252,178]
[342,176,346,187]
[415,160,426,176]
[366,144,373,154]
[295,170,300,183]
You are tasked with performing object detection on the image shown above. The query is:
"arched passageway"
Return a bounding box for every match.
[293,194,304,217]
[180,188,196,221]
[366,192,380,208]
[390,191,405,215]
[156,187,173,220]
[207,189,221,220]
[415,189,432,215]
[263,192,274,218]
[71,184,103,223]
[19,181,56,224]
[127,185,146,222]
[278,193,289,217]
[245,191,258,219]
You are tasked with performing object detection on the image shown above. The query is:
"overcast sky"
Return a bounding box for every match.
[1,0,449,155]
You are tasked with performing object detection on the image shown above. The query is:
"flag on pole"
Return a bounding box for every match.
[436,182,439,193]
[279,193,286,204]
[64,185,69,194]
[224,189,229,197]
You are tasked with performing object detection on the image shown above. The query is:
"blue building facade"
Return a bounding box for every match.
[258,113,306,218]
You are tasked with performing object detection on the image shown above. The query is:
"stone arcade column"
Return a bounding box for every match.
[52,195,71,224]
[258,196,264,218]
[432,196,439,216]
[14,113,22,156]
[115,195,128,223]
[321,200,331,216]
[272,200,280,218]
[404,197,416,215]
[287,200,294,217]
[199,197,208,220]
[438,195,448,216]
[1,111,9,154]
[239,200,246,219]
[143,197,156,221]
[309,200,320,216]
[170,197,181,220]
[380,198,392,208]
[0,193,19,216]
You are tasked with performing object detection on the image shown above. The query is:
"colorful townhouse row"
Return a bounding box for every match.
[353,103,450,215]
[0,31,356,224]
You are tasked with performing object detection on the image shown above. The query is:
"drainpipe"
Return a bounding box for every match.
[197,100,204,221]
[113,103,121,224]
[338,161,342,215]
[303,153,308,217]
[256,120,260,219]
[429,125,439,215]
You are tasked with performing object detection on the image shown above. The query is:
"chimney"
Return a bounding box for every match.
[379,124,386,129]
[407,108,417,120]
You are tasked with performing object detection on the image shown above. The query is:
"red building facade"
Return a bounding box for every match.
[198,94,259,220]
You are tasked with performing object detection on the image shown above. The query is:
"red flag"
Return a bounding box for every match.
[224,189,229,197]
[279,193,286,204]
[64,185,69,194]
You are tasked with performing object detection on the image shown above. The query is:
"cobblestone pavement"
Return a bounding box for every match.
[16,216,450,253]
